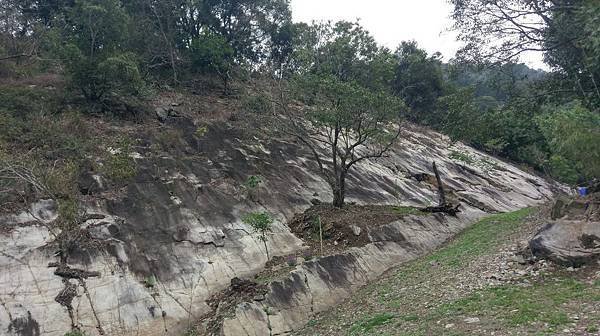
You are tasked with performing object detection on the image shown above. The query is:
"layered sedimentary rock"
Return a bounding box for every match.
[0,121,560,336]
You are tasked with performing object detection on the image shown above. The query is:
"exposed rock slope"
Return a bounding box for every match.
[0,120,560,336]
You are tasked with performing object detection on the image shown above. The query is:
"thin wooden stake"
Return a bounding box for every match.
[318,216,323,256]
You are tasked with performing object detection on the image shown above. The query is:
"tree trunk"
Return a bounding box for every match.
[262,234,270,260]
[332,172,346,208]
[432,161,445,206]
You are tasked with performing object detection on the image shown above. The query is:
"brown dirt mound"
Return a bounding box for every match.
[201,277,268,335]
[290,203,425,250]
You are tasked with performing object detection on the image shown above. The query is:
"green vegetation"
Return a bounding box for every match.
[449,150,475,165]
[100,140,137,183]
[437,279,587,327]
[349,313,395,335]
[286,74,405,208]
[242,93,273,114]
[1,0,597,196]
[143,275,157,288]
[190,31,235,94]
[299,208,600,335]
[391,206,426,216]
[244,175,263,189]
[537,102,600,184]
[243,175,263,201]
[194,126,208,138]
[63,331,86,336]
[242,212,274,258]
[424,208,533,268]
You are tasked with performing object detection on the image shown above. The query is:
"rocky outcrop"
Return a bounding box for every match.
[222,211,483,336]
[529,220,600,266]
[0,121,560,336]
[530,194,600,266]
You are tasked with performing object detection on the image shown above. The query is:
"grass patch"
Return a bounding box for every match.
[299,208,600,336]
[587,325,599,333]
[392,206,426,216]
[435,276,598,330]
[425,208,534,267]
[449,150,475,165]
[349,313,395,335]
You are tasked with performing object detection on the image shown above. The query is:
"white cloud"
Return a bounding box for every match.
[291,0,547,69]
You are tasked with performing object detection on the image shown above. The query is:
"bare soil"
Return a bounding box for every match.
[290,203,425,251]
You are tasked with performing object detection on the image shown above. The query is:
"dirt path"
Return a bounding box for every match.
[294,207,600,336]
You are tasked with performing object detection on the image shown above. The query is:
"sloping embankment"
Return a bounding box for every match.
[0,120,561,336]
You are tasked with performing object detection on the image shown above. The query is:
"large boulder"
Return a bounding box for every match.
[529,220,600,266]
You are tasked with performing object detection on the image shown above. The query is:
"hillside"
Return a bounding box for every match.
[2,1,598,334]
[0,84,564,336]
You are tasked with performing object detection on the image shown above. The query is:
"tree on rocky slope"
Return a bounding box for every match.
[281,74,405,208]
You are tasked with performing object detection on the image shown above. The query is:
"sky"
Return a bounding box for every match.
[291,0,547,70]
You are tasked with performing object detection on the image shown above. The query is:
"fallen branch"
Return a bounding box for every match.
[422,203,461,216]
[421,161,461,216]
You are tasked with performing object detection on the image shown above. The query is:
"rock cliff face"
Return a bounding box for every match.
[0,121,560,336]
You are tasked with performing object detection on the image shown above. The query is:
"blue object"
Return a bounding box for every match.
[577,187,589,197]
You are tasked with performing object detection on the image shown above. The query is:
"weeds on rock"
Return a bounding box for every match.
[243,175,263,201]
[100,137,137,183]
[242,211,273,259]
[63,330,85,336]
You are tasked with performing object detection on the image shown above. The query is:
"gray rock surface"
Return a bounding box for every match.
[0,122,561,336]
[529,220,600,266]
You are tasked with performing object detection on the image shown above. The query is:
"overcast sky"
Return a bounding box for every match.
[291,0,547,69]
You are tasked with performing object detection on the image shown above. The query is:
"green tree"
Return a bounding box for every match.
[60,0,142,102]
[537,102,600,184]
[194,0,292,64]
[450,0,600,107]
[190,31,234,94]
[290,21,395,91]
[282,74,404,208]
[242,212,274,259]
[392,41,444,122]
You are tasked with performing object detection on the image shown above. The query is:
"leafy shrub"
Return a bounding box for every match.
[0,85,62,116]
[242,212,274,238]
[243,211,274,258]
[537,102,600,184]
[245,175,262,189]
[242,93,273,114]
[190,31,234,92]
[56,197,81,232]
[58,0,144,104]
[194,126,208,138]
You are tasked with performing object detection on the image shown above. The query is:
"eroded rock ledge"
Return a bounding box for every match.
[0,123,561,336]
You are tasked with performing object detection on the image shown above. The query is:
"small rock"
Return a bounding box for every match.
[253,294,265,301]
[566,267,575,272]
[464,317,480,324]
[350,225,362,236]
[510,254,527,265]
[445,323,455,329]
[155,107,168,122]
